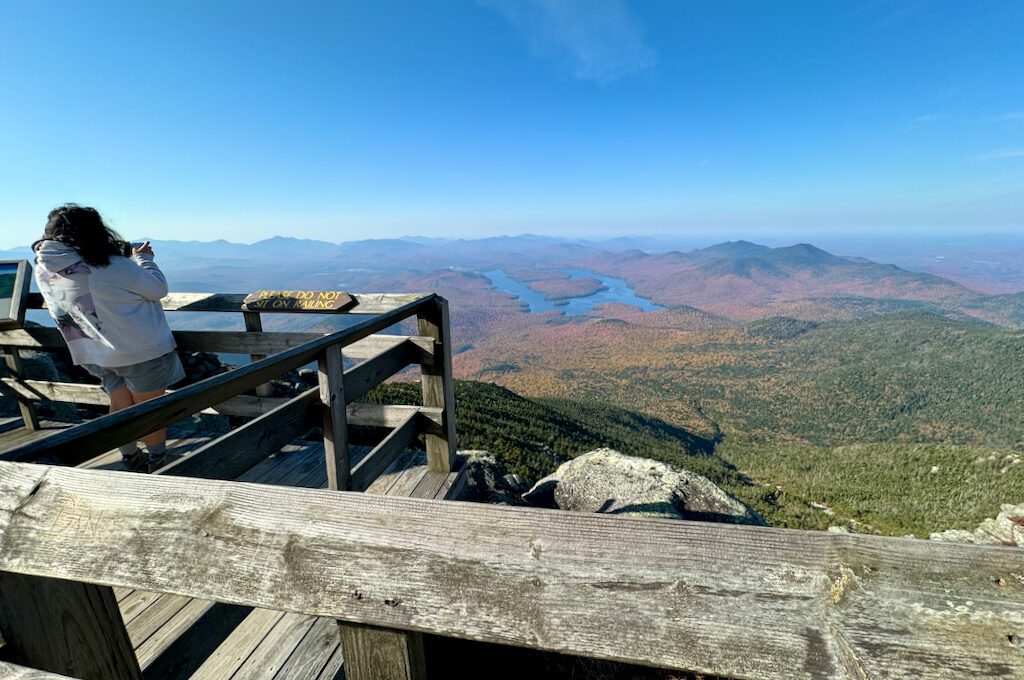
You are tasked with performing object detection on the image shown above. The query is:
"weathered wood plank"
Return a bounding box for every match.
[315,645,345,680]
[118,590,165,625]
[0,378,289,420]
[3,462,1024,678]
[139,438,326,677]
[339,624,426,680]
[0,295,435,466]
[0,327,434,365]
[0,571,141,680]
[137,601,250,679]
[0,421,70,454]
[360,451,416,496]
[2,350,39,431]
[0,379,106,406]
[341,429,434,680]
[243,312,274,398]
[179,331,432,362]
[0,379,441,433]
[348,404,443,434]
[272,617,342,680]
[0,326,317,356]
[351,335,433,365]
[210,395,289,418]
[232,612,318,679]
[189,608,284,679]
[125,594,191,648]
[408,469,450,501]
[384,462,428,498]
[343,339,419,405]
[157,389,321,481]
[133,597,214,666]
[416,298,456,473]
[439,458,471,501]
[318,347,349,491]
[0,662,76,680]
[235,446,319,486]
[350,412,420,492]
[26,292,430,315]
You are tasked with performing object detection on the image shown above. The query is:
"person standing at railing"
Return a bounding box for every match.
[31,204,184,472]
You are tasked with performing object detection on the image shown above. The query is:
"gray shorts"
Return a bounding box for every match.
[83,351,186,394]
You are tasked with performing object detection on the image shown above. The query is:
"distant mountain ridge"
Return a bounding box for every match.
[3,233,1021,327]
[579,239,1021,327]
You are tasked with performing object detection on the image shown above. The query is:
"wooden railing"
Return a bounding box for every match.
[0,461,1022,679]
[0,291,457,489]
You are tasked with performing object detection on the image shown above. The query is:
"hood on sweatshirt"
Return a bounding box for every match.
[33,239,85,273]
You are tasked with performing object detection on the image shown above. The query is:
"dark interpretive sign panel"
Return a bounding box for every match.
[242,290,355,312]
[0,260,31,330]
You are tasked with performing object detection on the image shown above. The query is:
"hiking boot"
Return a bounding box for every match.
[122,451,147,473]
[147,454,167,474]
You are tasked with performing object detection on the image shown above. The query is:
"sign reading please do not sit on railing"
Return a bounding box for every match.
[242,290,355,312]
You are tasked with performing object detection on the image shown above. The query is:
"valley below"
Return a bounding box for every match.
[5,233,1022,537]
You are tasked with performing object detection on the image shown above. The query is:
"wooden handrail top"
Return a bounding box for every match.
[0,328,435,362]
[0,461,1022,679]
[0,295,438,465]
[25,292,432,315]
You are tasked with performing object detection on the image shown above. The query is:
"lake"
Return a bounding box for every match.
[483,268,664,315]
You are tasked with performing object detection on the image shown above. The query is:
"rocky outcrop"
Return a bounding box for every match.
[524,448,765,525]
[178,351,229,385]
[930,503,1024,546]
[460,451,529,506]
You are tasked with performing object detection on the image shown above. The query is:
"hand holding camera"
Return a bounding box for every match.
[132,240,154,257]
[121,240,154,258]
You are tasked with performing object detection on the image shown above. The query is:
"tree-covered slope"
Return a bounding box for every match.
[720,441,1024,537]
[716,311,1024,446]
[365,380,739,487]
[367,379,1024,538]
[466,311,1024,449]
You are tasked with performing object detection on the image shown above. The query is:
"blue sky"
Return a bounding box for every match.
[1,0,1022,248]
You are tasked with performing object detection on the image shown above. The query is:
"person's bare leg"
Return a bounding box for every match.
[109,387,142,467]
[129,388,168,449]
[108,386,135,413]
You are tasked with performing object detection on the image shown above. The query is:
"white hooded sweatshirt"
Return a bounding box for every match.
[34,240,176,367]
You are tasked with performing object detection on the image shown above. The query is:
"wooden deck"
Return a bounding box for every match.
[0,416,467,680]
[0,416,218,466]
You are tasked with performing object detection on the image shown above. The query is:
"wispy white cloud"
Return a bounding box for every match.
[477,0,656,84]
[972,147,1024,161]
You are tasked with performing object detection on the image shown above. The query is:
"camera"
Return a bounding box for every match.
[120,241,143,257]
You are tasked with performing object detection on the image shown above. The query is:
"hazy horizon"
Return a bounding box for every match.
[4,229,1024,252]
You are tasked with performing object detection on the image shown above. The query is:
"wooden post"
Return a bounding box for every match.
[339,624,426,680]
[0,572,141,679]
[242,311,274,398]
[318,345,350,490]
[416,298,456,473]
[3,349,40,431]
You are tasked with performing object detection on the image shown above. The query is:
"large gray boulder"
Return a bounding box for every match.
[930,503,1024,546]
[523,448,765,525]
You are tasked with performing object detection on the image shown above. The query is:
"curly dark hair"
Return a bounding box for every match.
[41,204,125,266]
